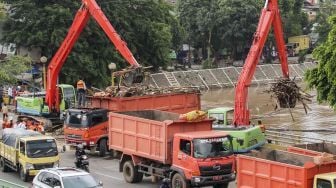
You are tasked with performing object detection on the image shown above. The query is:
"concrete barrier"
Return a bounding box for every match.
[150,62,316,89]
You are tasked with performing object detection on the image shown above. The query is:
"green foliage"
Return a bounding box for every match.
[178,0,307,61]
[0,55,31,84]
[2,0,178,88]
[305,15,336,108]
[314,0,336,44]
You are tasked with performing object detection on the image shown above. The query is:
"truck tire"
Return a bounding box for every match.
[122,160,143,183]
[19,166,28,182]
[0,157,9,172]
[172,173,189,188]
[213,183,229,188]
[99,139,107,157]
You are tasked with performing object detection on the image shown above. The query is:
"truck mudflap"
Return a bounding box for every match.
[190,173,235,187]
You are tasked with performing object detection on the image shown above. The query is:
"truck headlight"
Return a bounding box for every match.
[25,163,34,170]
[53,161,60,168]
[194,177,201,183]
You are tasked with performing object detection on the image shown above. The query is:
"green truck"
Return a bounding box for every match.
[15,84,76,130]
[0,129,60,182]
[208,107,266,153]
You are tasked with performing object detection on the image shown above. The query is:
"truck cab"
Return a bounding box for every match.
[172,131,236,187]
[0,129,60,182]
[208,107,266,153]
[64,108,109,156]
[314,173,336,188]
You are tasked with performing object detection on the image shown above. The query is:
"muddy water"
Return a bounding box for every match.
[201,84,336,141]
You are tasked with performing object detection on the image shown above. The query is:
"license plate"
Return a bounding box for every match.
[213,176,222,181]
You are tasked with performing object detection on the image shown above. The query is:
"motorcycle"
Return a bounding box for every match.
[75,145,90,172]
[75,154,90,172]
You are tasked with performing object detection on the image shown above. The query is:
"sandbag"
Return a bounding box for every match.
[179,110,207,121]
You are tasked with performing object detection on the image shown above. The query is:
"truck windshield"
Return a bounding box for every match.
[65,113,89,128]
[193,137,233,158]
[62,174,101,188]
[26,139,58,158]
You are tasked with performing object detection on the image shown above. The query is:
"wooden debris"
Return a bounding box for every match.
[92,85,200,98]
[266,78,313,113]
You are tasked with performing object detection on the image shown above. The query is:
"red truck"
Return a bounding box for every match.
[237,148,336,188]
[108,110,236,188]
[64,92,200,156]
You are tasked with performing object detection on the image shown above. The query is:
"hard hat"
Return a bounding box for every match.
[77,144,84,149]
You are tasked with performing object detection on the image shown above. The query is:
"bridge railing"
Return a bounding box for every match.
[265,130,336,146]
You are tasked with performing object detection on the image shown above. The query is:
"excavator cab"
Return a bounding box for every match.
[120,67,145,86]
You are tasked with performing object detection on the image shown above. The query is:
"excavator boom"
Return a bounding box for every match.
[233,0,289,125]
[46,0,140,112]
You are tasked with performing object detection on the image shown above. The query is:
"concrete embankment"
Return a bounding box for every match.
[149,62,316,89]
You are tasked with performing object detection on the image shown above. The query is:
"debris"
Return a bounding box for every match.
[92,85,200,98]
[266,78,313,112]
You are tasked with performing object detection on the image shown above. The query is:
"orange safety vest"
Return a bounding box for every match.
[77,80,85,89]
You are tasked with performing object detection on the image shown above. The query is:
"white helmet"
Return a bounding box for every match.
[77,144,84,149]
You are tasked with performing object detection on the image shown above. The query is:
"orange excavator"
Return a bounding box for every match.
[233,0,289,126]
[207,0,290,153]
[16,0,145,131]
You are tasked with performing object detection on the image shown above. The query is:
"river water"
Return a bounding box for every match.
[200,83,336,142]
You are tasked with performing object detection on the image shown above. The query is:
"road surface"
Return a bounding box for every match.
[0,150,236,187]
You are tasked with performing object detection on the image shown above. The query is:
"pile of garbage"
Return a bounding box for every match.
[93,85,200,98]
[266,78,313,112]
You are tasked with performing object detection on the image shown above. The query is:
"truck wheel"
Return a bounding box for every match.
[172,173,189,188]
[213,183,229,188]
[19,166,28,182]
[99,139,107,157]
[122,161,142,183]
[0,157,9,172]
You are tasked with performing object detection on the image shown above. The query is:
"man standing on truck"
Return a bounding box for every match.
[76,79,87,107]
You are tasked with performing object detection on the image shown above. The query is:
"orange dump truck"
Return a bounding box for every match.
[64,92,200,156]
[109,110,236,188]
[237,148,336,188]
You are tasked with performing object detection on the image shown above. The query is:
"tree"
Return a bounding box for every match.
[314,0,336,44]
[2,0,177,88]
[217,0,262,59]
[305,15,336,108]
[0,55,31,84]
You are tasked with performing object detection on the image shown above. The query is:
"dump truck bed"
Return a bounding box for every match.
[108,110,213,164]
[89,92,200,113]
[237,148,336,188]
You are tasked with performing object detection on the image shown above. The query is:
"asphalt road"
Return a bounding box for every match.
[0,150,236,188]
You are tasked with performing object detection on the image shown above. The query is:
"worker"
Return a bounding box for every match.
[7,86,12,105]
[2,103,8,120]
[76,79,87,108]
[257,120,266,133]
[2,117,13,129]
[15,119,26,129]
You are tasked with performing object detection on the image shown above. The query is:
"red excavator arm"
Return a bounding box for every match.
[233,0,289,125]
[45,0,140,112]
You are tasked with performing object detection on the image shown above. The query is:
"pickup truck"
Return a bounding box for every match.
[0,128,60,182]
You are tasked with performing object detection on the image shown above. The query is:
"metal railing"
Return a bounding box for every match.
[0,179,26,188]
[265,130,336,146]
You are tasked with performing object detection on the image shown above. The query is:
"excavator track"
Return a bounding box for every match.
[17,115,63,133]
